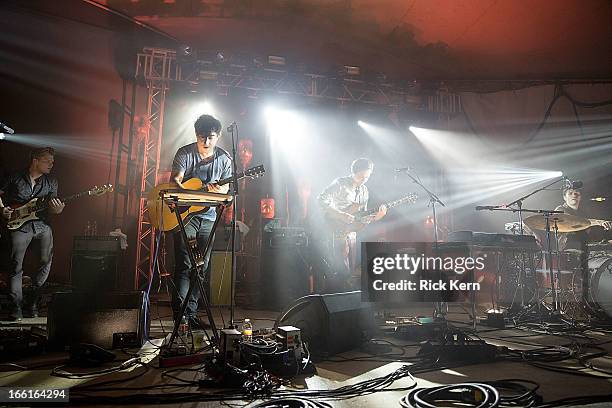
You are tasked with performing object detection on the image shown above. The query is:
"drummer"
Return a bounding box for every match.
[555,187,611,251]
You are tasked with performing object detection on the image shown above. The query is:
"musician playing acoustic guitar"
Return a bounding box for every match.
[0,147,64,321]
[318,158,387,291]
[170,114,232,328]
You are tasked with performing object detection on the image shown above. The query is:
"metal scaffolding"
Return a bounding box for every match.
[131,47,459,291]
[133,48,177,290]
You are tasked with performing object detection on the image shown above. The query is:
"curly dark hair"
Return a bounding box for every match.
[351,157,374,174]
[194,114,222,136]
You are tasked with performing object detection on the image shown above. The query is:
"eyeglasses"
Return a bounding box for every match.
[197,133,219,140]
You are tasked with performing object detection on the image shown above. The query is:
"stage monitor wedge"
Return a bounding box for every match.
[275,291,375,358]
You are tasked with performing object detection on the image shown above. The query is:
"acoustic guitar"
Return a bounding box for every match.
[326,193,418,234]
[147,165,265,232]
[4,184,113,230]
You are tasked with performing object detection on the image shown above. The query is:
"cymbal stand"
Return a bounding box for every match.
[164,198,224,350]
[544,214,561,313]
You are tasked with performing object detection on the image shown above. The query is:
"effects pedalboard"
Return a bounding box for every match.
[220,325,311,377]
[159,325,313,377]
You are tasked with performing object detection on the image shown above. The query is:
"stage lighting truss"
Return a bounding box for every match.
[136,47,439,109]
[131,47,462,291]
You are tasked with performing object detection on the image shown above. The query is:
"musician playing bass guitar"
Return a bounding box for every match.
[318,158,387,291]
[0,147,65,321]
[170,114,232,328]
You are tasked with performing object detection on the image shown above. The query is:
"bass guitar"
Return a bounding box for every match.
[326,193,418,234]
[4,184,113,230]
[147,165,265,232]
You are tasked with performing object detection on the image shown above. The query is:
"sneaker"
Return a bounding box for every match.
[26,306,39,318]
[188,316,211,330]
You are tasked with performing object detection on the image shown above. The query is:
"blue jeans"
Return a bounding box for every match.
[172,216,214,318]
[9,225,53,311]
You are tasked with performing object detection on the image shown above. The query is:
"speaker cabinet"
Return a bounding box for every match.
[276,291,375,358]
[260,245,311,310]
[47,291,148,350]
[71,236,120,292]
[71,254,118,292]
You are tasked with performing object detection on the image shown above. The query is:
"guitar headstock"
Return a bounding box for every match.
[90,184,114,196]
[243,165,265,179]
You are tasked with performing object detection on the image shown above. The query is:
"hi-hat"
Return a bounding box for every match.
[524,213,591,233]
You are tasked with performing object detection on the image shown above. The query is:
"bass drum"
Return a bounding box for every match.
[589,255,612,318]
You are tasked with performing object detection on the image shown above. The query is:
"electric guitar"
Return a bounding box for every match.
[147,165,265,232]
[326,193,418,234]
[4,184,113,230]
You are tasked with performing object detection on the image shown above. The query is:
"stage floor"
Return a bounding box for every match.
[1,300,612,407]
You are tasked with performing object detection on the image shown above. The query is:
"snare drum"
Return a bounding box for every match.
[588,255,612,318]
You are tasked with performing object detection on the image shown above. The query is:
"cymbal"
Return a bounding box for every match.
[524,213,591,233]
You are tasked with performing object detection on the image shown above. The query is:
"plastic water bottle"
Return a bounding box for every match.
[242,318,253,343]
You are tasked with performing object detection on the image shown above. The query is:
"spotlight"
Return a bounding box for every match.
[0,133,5,140]
[268,56,286,66]
[177,44,195,64]
[343,65,360,76]
[199,71,218,81]
[357,120,366,127]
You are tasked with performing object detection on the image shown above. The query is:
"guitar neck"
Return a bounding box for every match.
[358,195,416,217]
[386,196,412,209]
[215,165,265,187]
[61,191,89,204]
[34,190,95,213]
[217,174,242,186]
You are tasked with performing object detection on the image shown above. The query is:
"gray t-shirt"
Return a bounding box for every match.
[172,144,232,221]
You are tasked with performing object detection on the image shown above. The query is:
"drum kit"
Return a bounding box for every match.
[522,213,612,320]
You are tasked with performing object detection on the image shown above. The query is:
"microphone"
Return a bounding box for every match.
[395,166,412,172]
[590,197,607,202]
[564,178,583,190]
[476,205,506,211]
[226,122,236,132]
[0,122,15,134]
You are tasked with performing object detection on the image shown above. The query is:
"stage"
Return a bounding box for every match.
[2,299,612,407]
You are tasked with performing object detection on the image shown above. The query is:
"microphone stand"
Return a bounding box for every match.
[227,123,240,328]
[504,177,566,312]
[397,170,447,319]
[505,176,566,234]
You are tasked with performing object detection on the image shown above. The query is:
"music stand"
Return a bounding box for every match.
[161,191,232,350]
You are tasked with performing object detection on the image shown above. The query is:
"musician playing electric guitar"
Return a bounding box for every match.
[318,158,387,292]
[0,147,64,321]
[170,114,232,328]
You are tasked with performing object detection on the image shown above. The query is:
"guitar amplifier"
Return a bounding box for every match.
[73,236,121,253]
[71,236,121,292]
[263,227,309,249]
